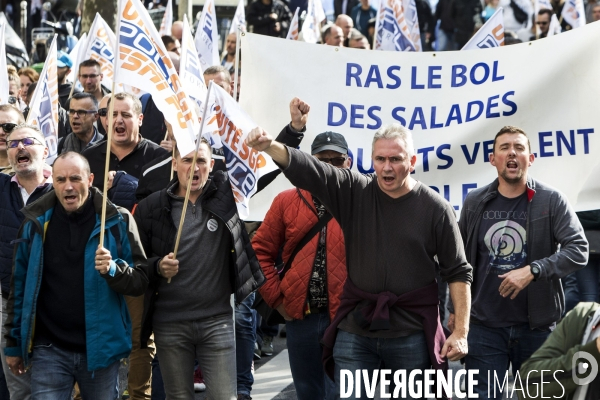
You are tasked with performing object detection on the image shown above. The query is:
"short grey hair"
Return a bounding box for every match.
[372,123,415,157]
[7,123,47,147]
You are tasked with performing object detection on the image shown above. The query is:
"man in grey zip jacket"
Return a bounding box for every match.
[451,125,589,399]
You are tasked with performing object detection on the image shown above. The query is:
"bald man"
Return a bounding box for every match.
[335,14,354,42]
[171,21,183,42]
[323,25,344,46]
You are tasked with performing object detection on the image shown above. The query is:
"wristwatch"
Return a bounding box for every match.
[530,264,541,281]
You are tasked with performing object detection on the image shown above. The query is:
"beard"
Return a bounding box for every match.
[500,168,525,184]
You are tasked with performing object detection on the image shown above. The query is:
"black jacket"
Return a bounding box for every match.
[247,0,293,38]
[0,174,53,298]
[134,171,265,346]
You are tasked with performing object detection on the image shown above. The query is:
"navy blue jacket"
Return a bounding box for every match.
[0,174,53,299]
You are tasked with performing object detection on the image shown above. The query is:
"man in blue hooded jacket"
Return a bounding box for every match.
[3,145,149,399]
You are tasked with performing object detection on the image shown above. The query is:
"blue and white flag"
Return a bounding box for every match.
[301,0,326,43]
[462,7,504,50]
[229,0,247,34]
[83,13,117,89]
[374,0,417,51]
[402,0,421,51]
[547,14,562,36]
[286,8,300,40]
[210,82,278,219]
[194,0,221,72]
[116,0,198,157]
[67,32,86,90]
[0,23,10,105]
[26,35,59,163]
[562,0,585,28]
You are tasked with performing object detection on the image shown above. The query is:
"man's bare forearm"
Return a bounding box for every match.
[449,281,471,336]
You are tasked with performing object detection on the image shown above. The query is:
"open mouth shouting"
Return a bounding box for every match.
[506,159,518,172]
[15,150,31,166]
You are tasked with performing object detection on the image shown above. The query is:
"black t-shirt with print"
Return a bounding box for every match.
[472,192,530,327]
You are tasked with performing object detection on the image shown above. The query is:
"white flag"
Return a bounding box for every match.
[82,13,117,89]
[209,82,279,219]
[195,0,221,72]
[0,23,11,105]
[562,0,585,28]
[374,0,417,51]
[181,16,208,109]
[402,0,421,51]
[67,32,86,87]
[286,8,300,40]
[547,13,562,36]
[229,0,247,34]
[26,35,59,164]
[116,0,198,157]
[462,8,504,50]
[159,0,173,36]
[301,0,326,43]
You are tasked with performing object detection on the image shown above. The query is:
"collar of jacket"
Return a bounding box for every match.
[21,187,121,233]
[483,176,537,203]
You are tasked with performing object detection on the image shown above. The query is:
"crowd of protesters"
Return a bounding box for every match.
[0,0,599,400]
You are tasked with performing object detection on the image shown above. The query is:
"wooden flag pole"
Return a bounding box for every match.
[170,147,175,181]
[99,82,117,248]
[168,82,214,283]
[233,28,242,101]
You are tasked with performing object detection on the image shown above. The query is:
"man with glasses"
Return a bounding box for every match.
[0,105,24,174]
[58,93,104,154]
[79,59,110,104]
[0,121,53,400]
[251,131,350,400]
[533,9,552,39]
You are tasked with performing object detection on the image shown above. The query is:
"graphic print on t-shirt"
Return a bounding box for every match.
[484,219,527,274]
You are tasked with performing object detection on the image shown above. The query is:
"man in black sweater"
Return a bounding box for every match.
[247,122,472,397]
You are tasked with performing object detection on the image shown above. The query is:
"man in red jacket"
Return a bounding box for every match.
[252,131,350,400]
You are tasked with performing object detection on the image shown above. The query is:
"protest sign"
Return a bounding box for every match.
[240,26,600,220]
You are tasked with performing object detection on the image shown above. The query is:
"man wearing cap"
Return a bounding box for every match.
[252,131,350,400]
[57,51,81,110]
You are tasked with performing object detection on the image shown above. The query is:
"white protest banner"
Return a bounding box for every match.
[27,35,59,164]
[302,0,326,43]
[374,0,417,51]
[462,8,504,50]
[562,0,586,28]
[0,23,10,105]
[240,28,600,220]
[286,8,300,40]
[83,13,117,89]
[195,0,221,72]
[229,0,247,35]
[210,83,279,219]
[547,14,561,36]
[116,0,197,157]
[159,0,173,36]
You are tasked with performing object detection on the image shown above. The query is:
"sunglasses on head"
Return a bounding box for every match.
[7,137,44,148]
[98,108,108,117]
[0,123,17,133]
[316,156,348,167]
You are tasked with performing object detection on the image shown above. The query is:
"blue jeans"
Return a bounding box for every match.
[30,344,119,400]
[465,322,551,399]
[333,330,430,400]
[153,313,236,400]
[286,313,335,400]
[235,292,255,396]
[150,356,165,400]
[576,256,600,302]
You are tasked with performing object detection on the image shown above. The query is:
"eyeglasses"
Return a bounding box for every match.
[316,156,347,167]
[98,108,108,117]
[68,109,98,117]
[79,74,100,79]
[7,137,44,148]
[0,123,18,133]
[536,21,549,25]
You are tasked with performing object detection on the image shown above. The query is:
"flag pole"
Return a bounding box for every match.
[168,81,213,283]
[99,82,117,248]
[233,27,242,101]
